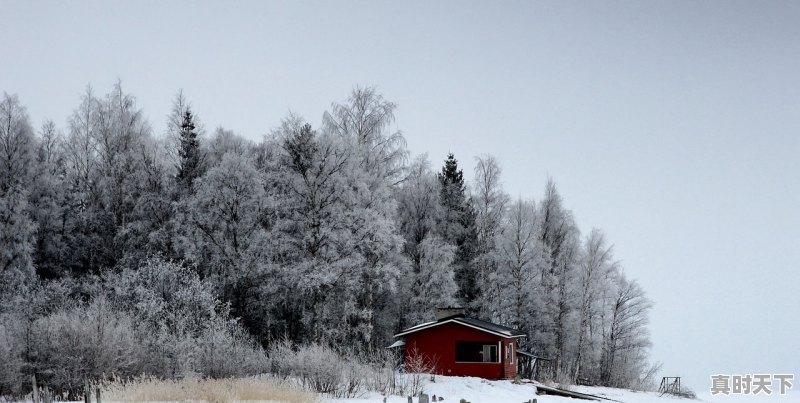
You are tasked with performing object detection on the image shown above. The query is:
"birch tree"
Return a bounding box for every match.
[269,115,354,343]
[574,228,618,381]
[320,88,406,352]
[0,93,37,291]
[396,155,457,325]
[30,120,68,278]
[323,86,407,186]
[600,274,653,387]
[176,152,272,332]
[538,179,579,374]
[471,155,508,319]
[495,199,545,339]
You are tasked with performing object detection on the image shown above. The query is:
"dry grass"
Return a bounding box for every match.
[98,376,316,403]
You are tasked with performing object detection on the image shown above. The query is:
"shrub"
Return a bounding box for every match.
[267,340,370,398]
[30,297,141,397]
[190,321,270,378]
[399,344,438,396]
[363,349,400,395]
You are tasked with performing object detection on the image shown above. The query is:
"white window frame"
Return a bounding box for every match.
[455,341,502,364]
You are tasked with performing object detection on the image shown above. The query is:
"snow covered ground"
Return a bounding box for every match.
[325,375,800,403]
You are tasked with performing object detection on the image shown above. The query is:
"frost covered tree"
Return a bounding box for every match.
[0,94,35,193]
[175,152,272,309]
[0,93,37,290]
[29,120,68,278]
[536,179,580,374]
[205,127,252,168]
[397,156,441,268]
[93,81,151,235]
[409,236,457,323]
[574,228,618,381]
[471,155,509,318]
[600,274,653,387]
[396,156,457,325]
[495,199,545,339]
[319,88,406,352]
[174,152,274,342]
[57,82,155,274]
[117,135,174,268]
[323,86,407,186]
[277,118,349,261]
[267,115,356,343]
[60,86,103,275]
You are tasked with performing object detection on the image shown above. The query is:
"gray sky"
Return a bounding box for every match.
[2,0,798,391]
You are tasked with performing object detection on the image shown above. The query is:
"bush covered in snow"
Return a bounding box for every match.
[268,340,370,398]
[0,259,269,398]
[266,340,433,399]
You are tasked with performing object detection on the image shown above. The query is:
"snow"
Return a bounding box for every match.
[324,375,800,403]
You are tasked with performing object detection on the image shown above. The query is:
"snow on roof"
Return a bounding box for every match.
[400,320,437,333]
[386,339,406,349]
[394,316,526,339]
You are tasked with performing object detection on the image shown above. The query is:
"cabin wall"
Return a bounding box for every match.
[503,338,518,378]
[403,322,517,380]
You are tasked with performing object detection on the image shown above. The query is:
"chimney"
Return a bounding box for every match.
[436,306,465,321]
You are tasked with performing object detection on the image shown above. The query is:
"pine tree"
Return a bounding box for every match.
[176,109,202,194]
[437,153,479,307]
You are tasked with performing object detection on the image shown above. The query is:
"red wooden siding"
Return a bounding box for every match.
[403,322,518,380]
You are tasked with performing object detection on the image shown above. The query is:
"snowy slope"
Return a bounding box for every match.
[325,375,800,403]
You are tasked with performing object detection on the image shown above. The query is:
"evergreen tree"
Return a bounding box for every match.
[175,109,202,194]
[437,153,479,307]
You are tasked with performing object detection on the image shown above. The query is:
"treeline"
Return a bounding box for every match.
[0,84,655,397]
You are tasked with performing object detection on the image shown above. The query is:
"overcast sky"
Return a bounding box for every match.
[2,0,798,392]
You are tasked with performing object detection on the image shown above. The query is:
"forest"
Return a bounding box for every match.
[0,83,656,398]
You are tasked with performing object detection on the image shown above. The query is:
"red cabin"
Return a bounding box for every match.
[392,308,525,380]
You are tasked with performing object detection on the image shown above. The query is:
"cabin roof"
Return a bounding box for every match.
[394,315,526,339]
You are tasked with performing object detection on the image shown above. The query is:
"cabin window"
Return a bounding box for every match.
[455,341,499,363]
